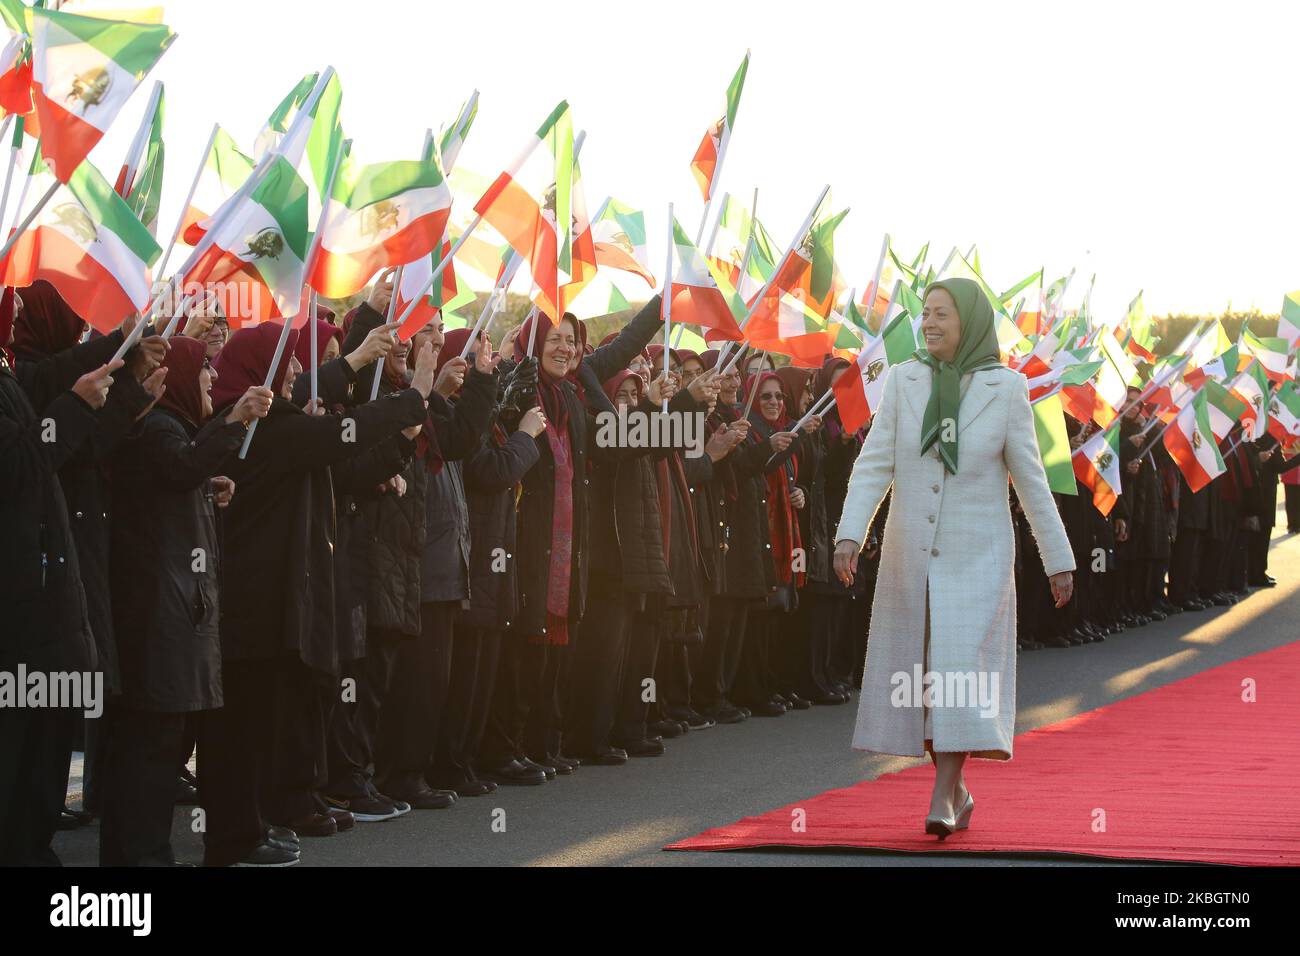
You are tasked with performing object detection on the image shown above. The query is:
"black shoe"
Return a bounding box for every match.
[584,747,628,765]
[535,753,578,774]
[1146,608,1167,621]
[1156,598,1181,614]
[1212,592,1234,606]
[737,705,753,718]
[387,784,457,809]
[518,756,556,780]
[624,737,665,757]
[267,825,300,848]
[684,711,716,730]
[710,704,748,723]
[784,692,812,710]
[433,778,496,797]
[1039,634,1072,649]
[1066,627,1090,646]
[648,719,685,738]
[813,691,849,703]
[234,842,299,867]
[324,792,402,822]
[748,700,787,716]
[481,759,546,786]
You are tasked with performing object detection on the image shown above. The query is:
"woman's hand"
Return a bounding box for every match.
[790,486,806,509]
[833,539,859,586]
[646,371,677,405]
[226,386,274,426]
[210,476,235,508]
[517,406,547,437]
[435,356,468,397]
[72,359,123,409]
[411,341,437,399]
[473,332,499,374]
[768,430,796,454]
[1049,571,1074,608]
[801,414,822,434]
[346,323,396,371]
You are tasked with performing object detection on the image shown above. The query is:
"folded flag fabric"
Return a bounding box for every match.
[1229,361,1271,441]
[28,6,174,182]
[690,51,748,201]
[1267,382,1300,446]
[181,126,253,247]
[832,281,918,432]
[2,151,159,333]
[1032,389,1078,495]
[665,215,743,340]
[115,81,163,234]
[592,197,655,287]
[1239,327,1294,384]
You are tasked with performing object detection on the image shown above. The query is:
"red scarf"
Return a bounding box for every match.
[157,336,208,429]
[210,322,298,411]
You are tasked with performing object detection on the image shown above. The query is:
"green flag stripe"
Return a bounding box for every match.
[68,160,160,265]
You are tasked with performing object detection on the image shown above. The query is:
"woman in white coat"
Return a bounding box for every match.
[832,278,1075,838]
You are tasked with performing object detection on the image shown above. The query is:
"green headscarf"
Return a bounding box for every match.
[913,277,1003,474]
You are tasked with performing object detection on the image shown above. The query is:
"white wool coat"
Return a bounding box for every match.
[835,359,1075,760]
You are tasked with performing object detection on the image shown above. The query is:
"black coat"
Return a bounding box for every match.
[462,428,541,630]
[710,404,781,600]
[0,363,97,675]
[109,408,246,711]
[217,389,427,674]
[17,331,152,693]
[1117,418,1171,561]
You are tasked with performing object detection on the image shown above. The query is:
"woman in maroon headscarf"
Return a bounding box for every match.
[101,337,271,866]
[480,296,664,781]
[197,321,434,867]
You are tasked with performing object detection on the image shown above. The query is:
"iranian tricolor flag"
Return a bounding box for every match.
[182,155,309,328]
[568,275,632,321]
[254,69,343,207]
[1032,390,1079,496]
[1240,327,1294,384]
[1164,389,1225,493]
[474,101,573,322]
[1060,328,1136,428]
[557,152,597,312]
[1183,343,1239,389]
[437,89,478,173]
[28,7,175,182]
[832,281,919,432]
[665,216,743,340]
[1043,270,1072,323]
[690,51,748,201]
[307,155,451,300]
[393,237,476,342]
[0,25,36,128]
[181,126,253,246]
[1229,361,1271,441]
[1278,291,1300,349]
[747,196,848,336]
[1122,290,1160,362]
[1000,268,1043,336]
[1203,380,1248,441]
[1,153,159,333]
[1072,422,1123,516]
[593,198,655,287]
[115,81,163,234]
[1267,382,1300,445]
[1027,359,1103,404]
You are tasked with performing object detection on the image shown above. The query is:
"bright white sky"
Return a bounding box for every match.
[69,0,1300,320]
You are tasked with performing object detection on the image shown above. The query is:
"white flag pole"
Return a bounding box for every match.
[741,350,770,419]
[663,202,674,414]
[366,266,404,402]
[460,253,524,359]
[240,136,352,459]
[0,113,16,230]
[308,290,320,406]
[156,122,218,280]
[0,180,58,262]
[865,233,890,326]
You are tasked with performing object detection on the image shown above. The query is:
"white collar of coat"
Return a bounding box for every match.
[901,362,1003,435]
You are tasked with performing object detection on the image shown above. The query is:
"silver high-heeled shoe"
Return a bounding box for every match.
[953,792,974,830]
[924,811,956,839]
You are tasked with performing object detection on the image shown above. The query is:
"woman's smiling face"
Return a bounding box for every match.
[921,287,961,363]
[541,317,578,378]
[758,380,784,423]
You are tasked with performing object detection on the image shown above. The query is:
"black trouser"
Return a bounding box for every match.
[480,638,548,766]
[428,621,497,787]
[567,590,634,755]
[616,610,661,745]
[1286,484,1300,531]
[100,707,189,866]
[0,705,76,866]
[80,708,111,815]
[353,628,402,795]
[376,601,456,793]
[324,657,368,800]
[1169,527,1203,604]
[459,626,502,773]
[733,608,777,707]
[821,594,854,689]
[1199,530,1231,596]
[198,657,306,866]
[696,595,747,713]
[1247,528,1271,583]
[268,664,328,825]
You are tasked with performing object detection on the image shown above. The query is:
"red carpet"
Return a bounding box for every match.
[667,641,1300,865]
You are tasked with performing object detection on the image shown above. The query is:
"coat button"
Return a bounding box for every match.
[75,511,83,519]
[931,548,940,556]
[931,484,940,493]
[928,515,936,523]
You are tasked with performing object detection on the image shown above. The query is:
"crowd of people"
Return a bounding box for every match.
[1,273,1295,867]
